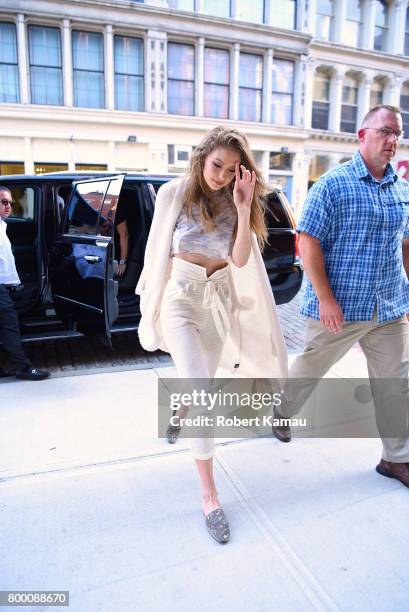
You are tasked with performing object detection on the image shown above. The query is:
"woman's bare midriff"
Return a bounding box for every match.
[173,253,228,277]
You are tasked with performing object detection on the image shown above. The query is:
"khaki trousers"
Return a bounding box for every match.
[284,316,409,462]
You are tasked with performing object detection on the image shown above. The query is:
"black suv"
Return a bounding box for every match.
[1,172,302,343]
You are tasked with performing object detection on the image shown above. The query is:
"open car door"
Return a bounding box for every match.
[49,174,125,342]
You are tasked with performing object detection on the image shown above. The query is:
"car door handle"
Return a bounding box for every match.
[84,255,102,263]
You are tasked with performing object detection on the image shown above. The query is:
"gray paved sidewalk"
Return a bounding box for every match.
[1,349,408,612]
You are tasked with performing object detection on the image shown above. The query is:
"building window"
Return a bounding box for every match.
[312,69,330,130]
[309,154,330,187]
[169,0,194,10]
[343,0,362,47]
[269,152,293,170]
[315,0,333,40]
[0,22,19,103]
[400,82,409,137]
[0,161,24,174]
[273,0,296,29]
[370,78,384,108]
[75,164,108,171]
[202,0,230,18]
[34,163,69,175]
[204,48,229,119]
[374,0,388,51]
[168,43,195,116]
[235,0,264,24]
[268,153,293,202]
[239,53,262,122]
[341,74,358,133]
[405,8,409,56]
[73,31,104,109]
[168,144,192,172]
[114,36,144,112]
[271,59,294,125]
[28,26,63,105]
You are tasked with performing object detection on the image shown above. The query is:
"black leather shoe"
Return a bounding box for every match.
[14,367,50,381]
[272,407,291,443]
[376,459,409,488]
[0,367,12,378]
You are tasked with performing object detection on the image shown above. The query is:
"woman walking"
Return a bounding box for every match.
[136,127,287,543]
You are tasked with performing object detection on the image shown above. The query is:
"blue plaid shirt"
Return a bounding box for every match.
[298,152,409,322]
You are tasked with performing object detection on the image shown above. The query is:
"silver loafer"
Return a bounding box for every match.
[166,423,181,444]
[205,508,230,544]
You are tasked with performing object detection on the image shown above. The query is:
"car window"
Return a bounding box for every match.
[66,180,110,235]
[97,177,123,236]
[7,187,35,221]
[264,192,291,229]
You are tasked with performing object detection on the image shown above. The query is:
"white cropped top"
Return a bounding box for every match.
[171,200,237,260]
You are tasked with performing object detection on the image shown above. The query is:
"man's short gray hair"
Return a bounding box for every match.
[361,105,401,128]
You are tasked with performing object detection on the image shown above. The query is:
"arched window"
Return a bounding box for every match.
[316,0,333,40]
[370,78,384,108]
[400,82,409,138]
[374,0,388,51]
[341,74,359,133]
[312,68,331,130]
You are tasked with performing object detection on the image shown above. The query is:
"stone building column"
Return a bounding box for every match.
[62,19,73,107]
[294,55,316,129]
[262,48,273,124]
[230,43,240,120]
[108,141,116,172]
[332,0,347,44]
[146,30,167,114]
[293,150,311,215]
[104,25,115,111]
[386,0,408,54]
[357,71,373,127]
[17,14,29,104]
[195,37,205,117]
[329,66,346,132]
[297,0,317,35]
[149,143,168,173]
[385,74,403,107]
[24,137,34,174]
[361,0,378,50]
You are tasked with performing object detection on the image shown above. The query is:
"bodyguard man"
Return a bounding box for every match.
[0,186,49,380]
[273,105,409,488]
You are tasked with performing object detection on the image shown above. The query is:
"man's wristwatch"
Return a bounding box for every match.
[119,259,127,265]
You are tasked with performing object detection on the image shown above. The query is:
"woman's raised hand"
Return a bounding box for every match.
[233,162,256,214]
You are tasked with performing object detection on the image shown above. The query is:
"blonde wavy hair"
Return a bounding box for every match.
[183,126,268,248]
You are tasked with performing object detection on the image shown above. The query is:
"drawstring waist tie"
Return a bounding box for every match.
[167,258,231,340]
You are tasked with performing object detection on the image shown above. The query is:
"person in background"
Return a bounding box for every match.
[0,186,50,380]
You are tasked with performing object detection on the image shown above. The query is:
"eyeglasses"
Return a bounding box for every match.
[364,127,404,141]
[0,199,13,206]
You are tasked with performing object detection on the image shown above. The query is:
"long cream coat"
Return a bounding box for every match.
[135,177,288,379]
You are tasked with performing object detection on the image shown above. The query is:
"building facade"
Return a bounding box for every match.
[0,0,409,212]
